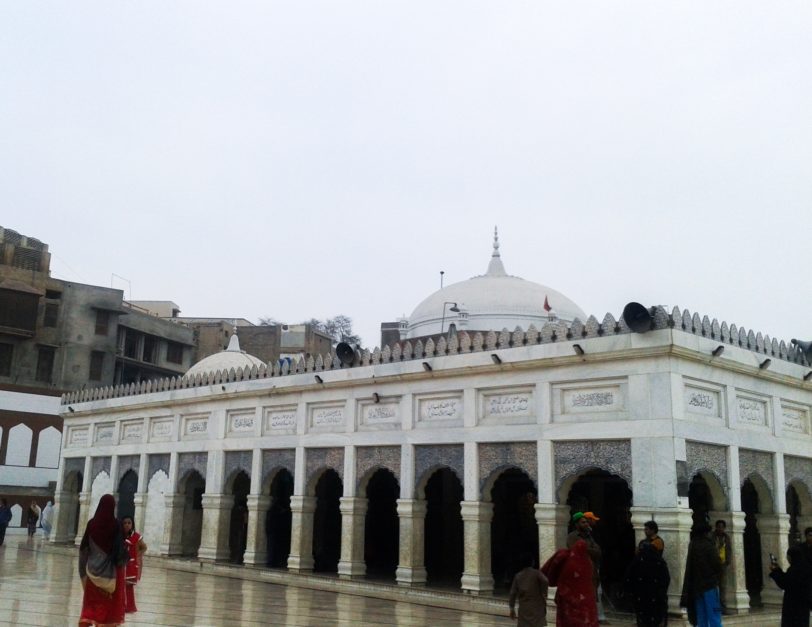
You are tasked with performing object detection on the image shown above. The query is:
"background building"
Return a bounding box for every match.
[0,226,194,530]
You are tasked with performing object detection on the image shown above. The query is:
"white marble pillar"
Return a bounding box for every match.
[133,493,147,534]
[395,498,427,586]
[159,493,186,556]
[73,457,94,545]
[74,492,91,546]
[51,490,78,544]
[758,513,790,606]
[460,501,494,595]
[243,495,271,566]
[725,511,752,614]
[338,496,367,579]
[287,495,316,572]
[534,502,568,566]
[198,494,232,562]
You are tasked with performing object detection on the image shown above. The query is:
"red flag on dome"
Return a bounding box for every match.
[544,296,551,312]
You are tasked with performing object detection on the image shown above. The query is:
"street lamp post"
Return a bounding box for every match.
[440,302,461,336]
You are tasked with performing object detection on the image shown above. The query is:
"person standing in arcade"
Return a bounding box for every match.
[121,516,147,614]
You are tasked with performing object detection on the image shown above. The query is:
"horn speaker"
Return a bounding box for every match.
[336,342,356,366]
[622,302,653,333]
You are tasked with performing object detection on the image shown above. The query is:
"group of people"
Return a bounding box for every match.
[509,513,812,627]
[77,494,147,627]
[0,498,54,544]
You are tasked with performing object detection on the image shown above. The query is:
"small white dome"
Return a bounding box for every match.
[185,334,265,378]
[407,229,587,339]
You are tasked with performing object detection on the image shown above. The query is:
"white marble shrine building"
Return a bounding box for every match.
[51,237,812,615]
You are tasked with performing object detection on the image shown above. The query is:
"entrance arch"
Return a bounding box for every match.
[565,469,634,607]
[180,470,205,557]
[786,481,812,546]
[363,468,400,580]
[488,468,538,590]
[118,469,138,521]
[422,467,463,585]
[689,471,725,530]
[266,469,293,567]
[228,471,250,564]
[312,469,342,573]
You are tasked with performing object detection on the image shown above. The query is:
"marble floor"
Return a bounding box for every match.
[0,536,519,626]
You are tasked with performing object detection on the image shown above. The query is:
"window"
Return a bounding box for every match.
[0,289,38,332]
[36,346,55,382]
[45,290,61,300]
[142,336,157,363]
[89,351,104,381]
[0,343,13,376]
[43,303,59,327]
[166,341,183,364]
[95,310,110,336]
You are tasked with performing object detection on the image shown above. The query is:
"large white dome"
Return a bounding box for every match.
[406,230,586,339]
[186,334,265,378]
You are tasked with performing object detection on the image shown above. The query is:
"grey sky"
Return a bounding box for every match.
[2,2,810,348]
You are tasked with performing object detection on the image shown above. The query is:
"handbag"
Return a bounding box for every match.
[85,537,118,594]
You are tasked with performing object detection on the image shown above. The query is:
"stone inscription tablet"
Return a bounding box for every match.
[782,403,809,434]
[228,411,255,434]
[95,424,114,444]
[150,419,173,440]
[362,403,400,425]
[121,422,143,443]
[69,427,89,447]
[416,394,463,427]
[183,415,209,438]
[309,405,345,431]
[737,396,768,427]
[480,389,533,425]
[684,385,721,418]
[264,407,297,434]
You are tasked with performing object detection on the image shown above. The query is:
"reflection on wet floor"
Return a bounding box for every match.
[0,536,516,626]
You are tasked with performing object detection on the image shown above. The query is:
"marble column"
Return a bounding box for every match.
[337,496,367,579]
[133,492,147,535]
[534,502,569,565]
[395,498,427,586]
[460,501,494,595]
[725,511,752,614]
[758,513,790,606]
[287,495,316,572]
[243,494,271,566]
[198,493,232,562]
[51,490,78,544]
[74,492,91,546]
[160,493,186,556]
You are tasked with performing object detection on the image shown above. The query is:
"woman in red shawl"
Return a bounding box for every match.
[553,539,598,627]
[78,494,127,626]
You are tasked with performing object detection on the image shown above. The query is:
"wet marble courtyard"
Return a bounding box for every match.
[0,535,518,626]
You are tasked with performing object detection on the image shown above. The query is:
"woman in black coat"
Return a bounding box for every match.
[625,542,671,626]
[769,545,812,627]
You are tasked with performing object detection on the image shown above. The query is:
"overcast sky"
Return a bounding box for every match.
[2,2,810,348]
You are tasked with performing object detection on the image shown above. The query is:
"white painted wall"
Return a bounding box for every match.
[35,426,62,468]
[6,424,32,466]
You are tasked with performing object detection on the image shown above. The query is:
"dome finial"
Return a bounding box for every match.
[226,333,241,352]
[486,226,507,276]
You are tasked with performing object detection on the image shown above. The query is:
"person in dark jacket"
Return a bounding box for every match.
[0,498,12,546]
[680,523,722,627]
[769,544,812,627]
[509,552,549,626]
[625,542,670,626]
